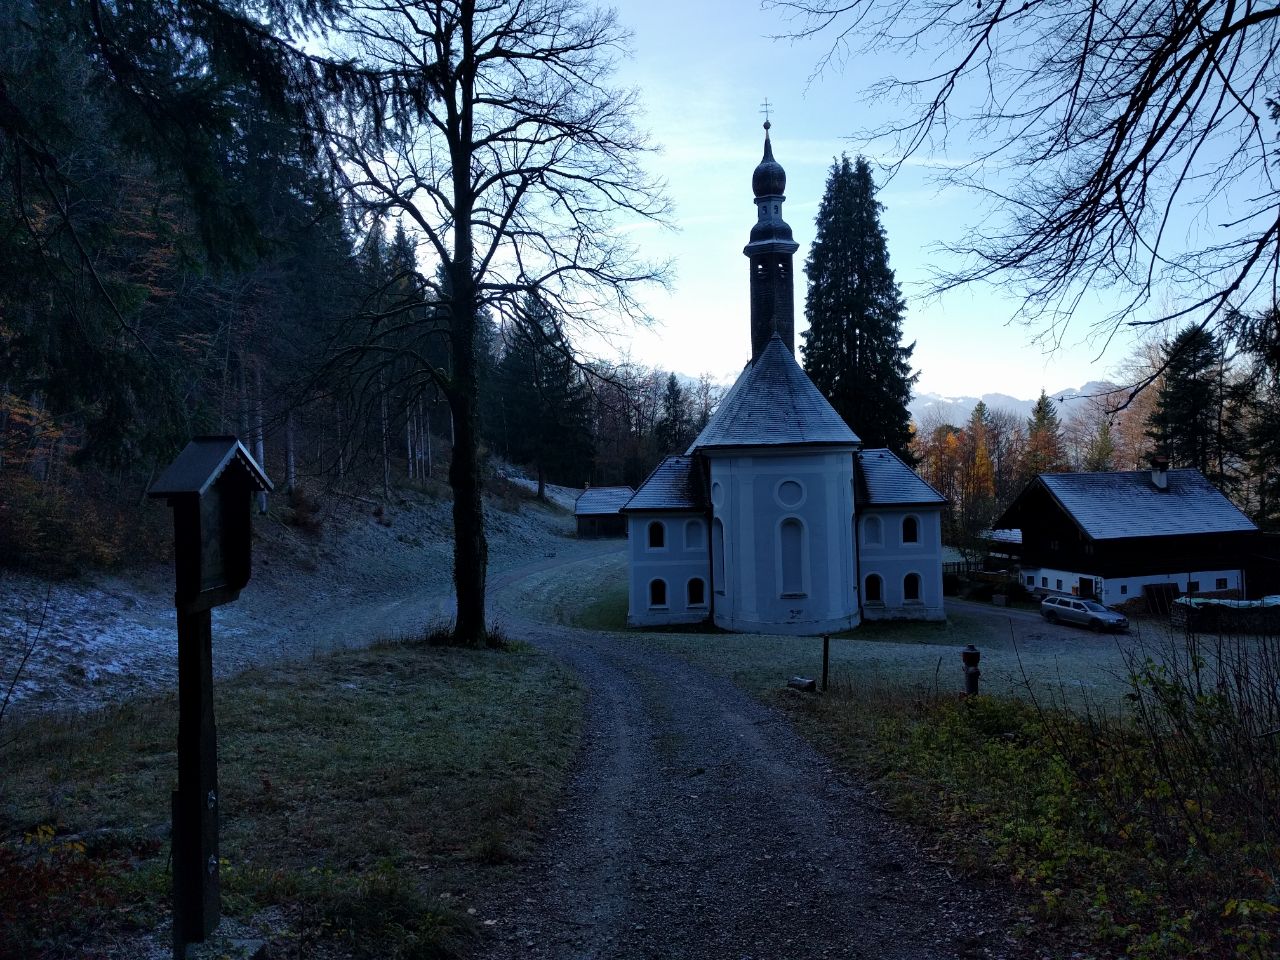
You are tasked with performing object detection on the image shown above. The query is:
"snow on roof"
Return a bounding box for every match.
[855,448,946,506]
[689,335,859,451]
[1005,469,1258,540]
[622,456,705,513]
[574,486,635,516]
[987,528,1023,545]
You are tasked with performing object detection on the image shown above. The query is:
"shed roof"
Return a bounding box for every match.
[996,469,1257,540]
[149,436,273,497]
[689,335,859,451]
[855,448,946,507]
[622,456,705,513]
[574,486,635,516]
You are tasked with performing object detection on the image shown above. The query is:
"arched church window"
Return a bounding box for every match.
[904,573,921,602]
[649,579,667,608]
[648,521,665,549]
[902,515,919,544]
[865,574,883,603]
[712,518,726,594]
[687,578,706,606]
[779,517,805,597]
[862,515,882,546]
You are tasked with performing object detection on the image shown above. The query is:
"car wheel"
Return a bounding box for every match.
[1089,619,1103,632]
[1044,610,1056,623]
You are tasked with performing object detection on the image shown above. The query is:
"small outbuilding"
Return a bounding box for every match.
[574,485,635,538]
[994,464,1260,605]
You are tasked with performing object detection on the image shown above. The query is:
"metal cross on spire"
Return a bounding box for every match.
[760,97,772,130]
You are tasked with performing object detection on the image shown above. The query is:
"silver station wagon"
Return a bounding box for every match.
[1040,595,1129,632]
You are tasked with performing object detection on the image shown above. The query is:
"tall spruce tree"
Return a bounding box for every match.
[801,155,917,459]
[1144,323,1244,495]
[1022,390,1068,482]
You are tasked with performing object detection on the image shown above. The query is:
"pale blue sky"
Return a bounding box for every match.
[597,0,1149,399]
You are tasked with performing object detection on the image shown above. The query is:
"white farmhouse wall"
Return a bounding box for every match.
[626,512,711,626]
[858,506,946,621]
[707,448,859,635]
[1019,566,1244,605]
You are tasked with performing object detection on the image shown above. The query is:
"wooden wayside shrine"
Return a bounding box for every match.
[149,437,272,959]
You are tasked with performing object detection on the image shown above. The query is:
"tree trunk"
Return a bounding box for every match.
[406,402,415,480]
[335,400,345,484]
[379,370,391,500]
[285,410,297,494]
[253,363,267,514]
[424,400,432,478]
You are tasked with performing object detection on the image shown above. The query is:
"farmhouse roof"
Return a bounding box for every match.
[623,456,705,513]
[689,335,860,451]
[996,469,1258,540]
[574,486,635,516]
[855,448,946,507]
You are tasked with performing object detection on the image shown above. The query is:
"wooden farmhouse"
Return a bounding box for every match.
[618,125,947,634]
[574,486,635,538]
[994,464,1261,605]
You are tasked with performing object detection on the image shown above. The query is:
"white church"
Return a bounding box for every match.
[620,124,947,634]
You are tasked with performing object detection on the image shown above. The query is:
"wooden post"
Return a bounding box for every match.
[822,633,830,692]
[173,608,220,958]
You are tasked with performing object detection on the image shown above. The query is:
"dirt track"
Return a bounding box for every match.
[475,596,1024,960]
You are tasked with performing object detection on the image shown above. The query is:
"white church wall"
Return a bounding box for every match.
[626,512,711,626]
[859,506,946,621]
[708,449,859,635]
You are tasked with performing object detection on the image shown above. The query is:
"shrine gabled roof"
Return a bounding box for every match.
[996,469,1258,541]
[622,456,705,513]
[149,436,273,497]
[574,486,635,516]
[855,449,946,506]
[689,335,860,451]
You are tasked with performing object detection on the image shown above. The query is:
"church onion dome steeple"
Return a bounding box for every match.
[752,121,787,197]
[744,119,800,359]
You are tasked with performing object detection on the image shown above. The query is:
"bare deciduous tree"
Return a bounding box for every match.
[769,0,1280,351]
[330,0,669,643]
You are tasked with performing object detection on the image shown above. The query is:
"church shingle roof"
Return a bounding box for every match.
[622,456,705,513]
[574,486,635,516]
[689,336,860,451]
[856,449,946,506]
[998,469,1258,540]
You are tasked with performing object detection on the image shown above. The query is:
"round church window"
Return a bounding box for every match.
[776,479,804,507]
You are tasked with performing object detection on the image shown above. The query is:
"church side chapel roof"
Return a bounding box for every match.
[574,486,635,516]
[622,456,706,513]
[856,449,946,506]
[998,469,1258,541]
[690,336,860,451]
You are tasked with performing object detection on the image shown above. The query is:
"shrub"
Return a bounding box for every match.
[942,572,961,596]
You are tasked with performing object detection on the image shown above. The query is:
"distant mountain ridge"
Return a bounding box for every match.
[909,381,1116,426]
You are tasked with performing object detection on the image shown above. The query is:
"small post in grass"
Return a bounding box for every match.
[150,437,272,959]
[821,633,830,692]
[961,643,981,696]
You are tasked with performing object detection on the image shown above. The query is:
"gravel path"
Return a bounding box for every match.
[476,607,1023,959]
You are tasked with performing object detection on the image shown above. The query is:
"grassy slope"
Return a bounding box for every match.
[0,639,583,959]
